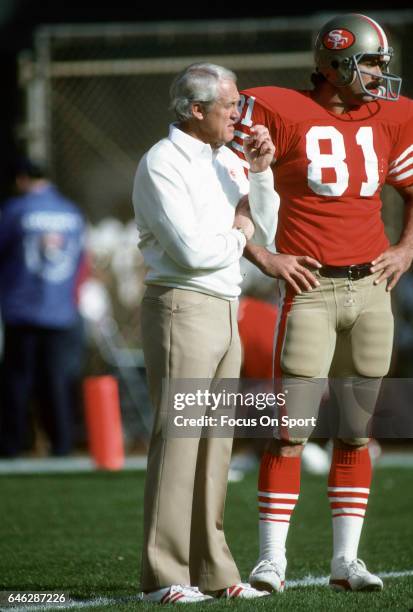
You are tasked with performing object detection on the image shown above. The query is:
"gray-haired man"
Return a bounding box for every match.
[132,63,279,603]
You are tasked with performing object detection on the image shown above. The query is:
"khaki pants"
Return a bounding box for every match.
[274,272,394,443]
[140,285,241,591]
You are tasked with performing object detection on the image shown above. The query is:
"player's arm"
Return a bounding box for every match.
[243,243,321,294]
[375,101,413,290]
[371,183,413,290]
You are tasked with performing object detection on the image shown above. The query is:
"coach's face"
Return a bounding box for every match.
[196,79,241,148]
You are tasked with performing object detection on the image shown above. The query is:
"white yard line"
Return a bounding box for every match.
[6,570,413,611]
[287,569,413,588]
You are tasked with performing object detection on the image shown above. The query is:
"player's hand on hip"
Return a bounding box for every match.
[258,252,322,293]
[371,245,413,291]
[243,125,275,173]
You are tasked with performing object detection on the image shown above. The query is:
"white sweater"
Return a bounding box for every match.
[132,124,278,299]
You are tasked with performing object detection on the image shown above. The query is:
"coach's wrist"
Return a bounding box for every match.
[248,166,273,176]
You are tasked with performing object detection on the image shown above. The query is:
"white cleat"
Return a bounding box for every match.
[220,582,270,599]
[329,558,384,592]
[142,585,213,604]
[249,558,286,593]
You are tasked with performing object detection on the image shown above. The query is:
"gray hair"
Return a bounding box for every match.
[170,62,237,121]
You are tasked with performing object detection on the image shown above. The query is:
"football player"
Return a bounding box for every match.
[232,13,413,592]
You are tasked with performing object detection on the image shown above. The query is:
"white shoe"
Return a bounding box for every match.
[142,585,213,604]
[329,558,383,592]
[220,583,270,599]
[249,558,286,592]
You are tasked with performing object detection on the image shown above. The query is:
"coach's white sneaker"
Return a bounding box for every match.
[142,585,213,604]
[249,558,286,592]
[329,558,383,592]
[219,583,270,598]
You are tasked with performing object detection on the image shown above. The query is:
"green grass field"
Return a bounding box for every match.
[0,467,412,611]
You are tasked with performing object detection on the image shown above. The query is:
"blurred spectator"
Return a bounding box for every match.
[393,270,413,376]
[0,157,86,457]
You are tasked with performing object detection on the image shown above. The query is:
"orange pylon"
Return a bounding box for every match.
[83,375,124,470]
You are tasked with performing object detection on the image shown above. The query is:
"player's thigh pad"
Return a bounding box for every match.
[351,297,394,378]
[281,310,332,377]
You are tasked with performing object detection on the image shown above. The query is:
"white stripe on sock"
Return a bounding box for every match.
[259,502,296,510]
[259,512,292,521]
[328,486,369,493]
[329,497,368,504]
[258,491,299,499]
[332,507,366,516]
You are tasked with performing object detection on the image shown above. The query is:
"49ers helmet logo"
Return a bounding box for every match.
[323,29,355,50]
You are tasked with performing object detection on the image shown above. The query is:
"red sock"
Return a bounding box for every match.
[257,453,301,560]
[258,453,301,522]
[258,453,301,518]
[328,447,371,518]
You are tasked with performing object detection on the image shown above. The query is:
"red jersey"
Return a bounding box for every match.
[233,87,413,265]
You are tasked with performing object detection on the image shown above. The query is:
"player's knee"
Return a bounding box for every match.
[267,437,306,456]
[352,311,393,377]
[280,311,330,377]
[338,437,369,448]
[283,436,308,446]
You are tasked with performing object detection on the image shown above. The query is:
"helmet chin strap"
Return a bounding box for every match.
[323,68,356,88]
[337,71,357,88]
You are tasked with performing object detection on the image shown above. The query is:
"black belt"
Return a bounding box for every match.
[319,263,372,280]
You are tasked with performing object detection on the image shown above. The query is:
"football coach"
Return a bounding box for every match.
[132,62,279,604]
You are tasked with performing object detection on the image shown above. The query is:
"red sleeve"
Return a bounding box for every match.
[386,98,413,188]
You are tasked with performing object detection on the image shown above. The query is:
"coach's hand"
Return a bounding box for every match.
[243,125,275,173]
[371,245,413,291]
[255,251,322,293]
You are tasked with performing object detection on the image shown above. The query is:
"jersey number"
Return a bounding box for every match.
[306,126,379,197]
[238,95,255,127]
[237,97,379,197]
